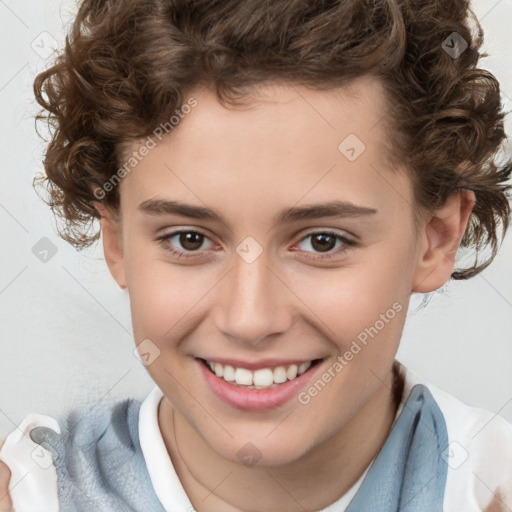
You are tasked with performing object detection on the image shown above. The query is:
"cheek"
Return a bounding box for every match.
[124,243,180,339]
[125,229,415,354]
[125,246,217,345]
[288,252,411,347]
[290,257,411,421]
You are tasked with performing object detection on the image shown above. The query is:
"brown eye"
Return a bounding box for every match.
[295,230,356,260]
[178,232,204,251]
[310,233,337,252]
[157,229,215,259]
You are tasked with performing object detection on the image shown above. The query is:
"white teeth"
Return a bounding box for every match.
[205,359,316,387]
[273,366,287,384]
[286,364,298,380]
[235,368,253,386]
[253,368,274,387]
[214,362,224,378]
[223,365,236,382]
[298,361,312,375]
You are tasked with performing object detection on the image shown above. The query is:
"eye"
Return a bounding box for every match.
[156,229,217,259]
[156,228,357,262]
[294,230,356,260]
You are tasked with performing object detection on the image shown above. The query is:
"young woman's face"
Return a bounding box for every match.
[114,76,426,465]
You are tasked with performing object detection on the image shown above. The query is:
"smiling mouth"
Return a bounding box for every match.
[199,358,324,390]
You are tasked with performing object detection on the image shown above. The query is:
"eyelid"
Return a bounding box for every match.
[296,227,356,243]
[291,229,357,259]
[156,227,218,251]
[156,236,215,264]
[156,227,354,247]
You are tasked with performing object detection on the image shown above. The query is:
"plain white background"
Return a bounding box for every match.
[0,0,511,439]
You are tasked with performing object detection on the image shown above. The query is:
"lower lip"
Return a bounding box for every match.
[197,359,323,411]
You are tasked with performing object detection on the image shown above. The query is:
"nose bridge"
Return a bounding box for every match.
[215,246,290,345]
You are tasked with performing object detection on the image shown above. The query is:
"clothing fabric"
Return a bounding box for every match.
[1,360,511,511]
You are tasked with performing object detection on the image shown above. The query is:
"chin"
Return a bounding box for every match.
[210,430,314,468]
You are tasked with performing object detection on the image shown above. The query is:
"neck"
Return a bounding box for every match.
[159,363,403,512]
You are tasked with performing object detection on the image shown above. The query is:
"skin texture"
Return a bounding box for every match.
[93,76,476,511]
[0,75,476,511]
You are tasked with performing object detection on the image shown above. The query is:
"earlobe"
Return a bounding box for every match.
[412,189,476,293]
[93,201,127,290]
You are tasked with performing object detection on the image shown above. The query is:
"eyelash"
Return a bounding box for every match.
[156,229,357,261]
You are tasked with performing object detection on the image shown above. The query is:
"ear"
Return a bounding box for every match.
[93,201,127,290]
[412,189,476,293]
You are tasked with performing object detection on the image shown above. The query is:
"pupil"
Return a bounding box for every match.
[312,234,335,252]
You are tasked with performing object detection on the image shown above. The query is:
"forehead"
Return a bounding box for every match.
[117,76,413,227]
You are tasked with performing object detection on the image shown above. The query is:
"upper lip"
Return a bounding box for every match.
[198,356,322,371]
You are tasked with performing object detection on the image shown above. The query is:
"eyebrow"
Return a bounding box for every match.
[138,198,378,225]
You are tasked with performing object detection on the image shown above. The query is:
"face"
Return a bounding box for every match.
[101,75,469,467]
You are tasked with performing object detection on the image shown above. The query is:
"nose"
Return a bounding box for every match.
[213,249,292,347]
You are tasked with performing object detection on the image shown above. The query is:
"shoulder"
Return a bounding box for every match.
[398,362,512,511]
[423,376,512,467]
[0,397,143,511]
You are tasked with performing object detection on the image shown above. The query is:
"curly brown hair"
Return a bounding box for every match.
[33,0,511,280]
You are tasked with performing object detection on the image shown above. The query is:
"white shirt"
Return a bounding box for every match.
[138,385,371,512]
